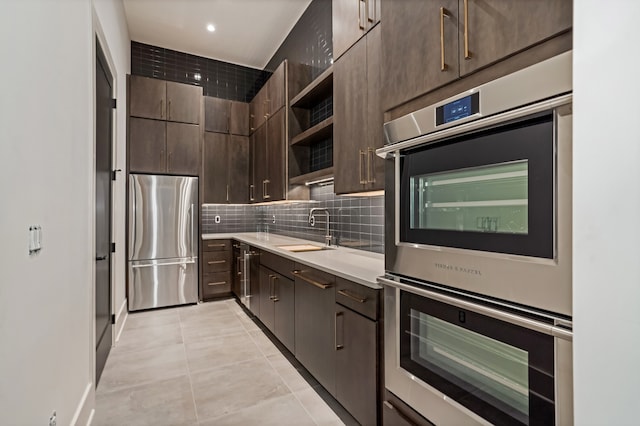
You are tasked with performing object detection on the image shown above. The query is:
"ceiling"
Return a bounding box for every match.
[122,0,313,70]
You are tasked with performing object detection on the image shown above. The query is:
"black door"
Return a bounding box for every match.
[95,40,113,386]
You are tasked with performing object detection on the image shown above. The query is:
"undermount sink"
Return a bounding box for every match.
[277,244,335,252]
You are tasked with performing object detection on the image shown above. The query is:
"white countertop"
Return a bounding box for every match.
[202,232,384,289]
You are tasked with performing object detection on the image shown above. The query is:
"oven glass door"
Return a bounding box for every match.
[400,290,555,425]
[400,113,554,258]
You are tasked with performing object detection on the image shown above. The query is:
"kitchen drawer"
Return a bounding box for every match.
[293,263,335,290]
[336,277,381,321]
[261,251,295,280]
[202,272,232,298]
[203,239,231,252]
[203,251,232,273]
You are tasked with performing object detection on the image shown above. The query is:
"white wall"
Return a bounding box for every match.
[573,1,640,424]
[0,0,95,424]
[93,0,130,340]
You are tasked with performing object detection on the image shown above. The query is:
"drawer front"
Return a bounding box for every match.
[335,277,380,321]
[203,251,232,273]
[203,239,231,252]
[202,272,232,298]
[293,263,335,290]
[261,251,295,279]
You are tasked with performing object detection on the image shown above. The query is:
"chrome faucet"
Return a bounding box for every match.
[308,207,332,246]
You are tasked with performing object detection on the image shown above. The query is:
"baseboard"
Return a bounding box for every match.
[115,298,128,342]
[71,382,94,426]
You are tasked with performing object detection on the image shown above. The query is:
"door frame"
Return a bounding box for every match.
[93,24,118,387]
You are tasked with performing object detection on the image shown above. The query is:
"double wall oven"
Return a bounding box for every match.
[378,52,573,425]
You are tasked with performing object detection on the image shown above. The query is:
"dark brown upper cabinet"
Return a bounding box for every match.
[166,81,201,124]
[333,0,381,61]
[266,61,286,117]
[334,24,384,194]
[129,75,166,120]
[230,101,250,136]
[129,118,199,175]
[250,85,268,133]
[381,0,572,111]
[129,76,201,124]
[166,122,200,175]
[250,122,267,202]
[203,133,249,204]
[204,97,249,135]
[129,117,166,173]
[265,108,286,202]
[204,97,230,133]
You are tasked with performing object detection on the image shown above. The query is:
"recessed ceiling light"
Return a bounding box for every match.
[207,24,215,32]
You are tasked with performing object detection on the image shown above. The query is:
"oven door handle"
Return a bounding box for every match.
[377,276,572,341]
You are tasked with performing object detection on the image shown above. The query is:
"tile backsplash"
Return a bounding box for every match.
[202,184,384,254]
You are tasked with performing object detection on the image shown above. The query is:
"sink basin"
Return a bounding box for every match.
[277,244,334,252]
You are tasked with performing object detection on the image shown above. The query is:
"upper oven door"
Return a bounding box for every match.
[400,113,554,259]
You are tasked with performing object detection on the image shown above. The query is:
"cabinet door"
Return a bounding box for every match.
[204,97,230,133]
[129,117,166,173]
[232,245,242,298]
[166,81,202,124]
[228,135,249,204]
[294,267,336,395]
[259,267,275,332]
[335,305,378,426]
[252,123,267,202]
[381,0,459,111]
[267,61,286,116]
[265,108,286,202]
[273,274,295,353]
[230,101,250,136]
[166,122,200,175]
[459,0,572,76]
[333,36,367,194]
[248,249,261,317]
[129,75,166,120]
[333,0,367,60]
[250,86,267,132]
[203,132,229,203]
[365,24,384,191]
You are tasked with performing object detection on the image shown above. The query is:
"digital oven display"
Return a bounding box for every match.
[436,92,480,125]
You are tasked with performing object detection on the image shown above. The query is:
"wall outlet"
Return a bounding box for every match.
[49,411,57,426]
[214,215,221,224]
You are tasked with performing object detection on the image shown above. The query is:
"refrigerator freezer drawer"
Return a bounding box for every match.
[128,258,198,311]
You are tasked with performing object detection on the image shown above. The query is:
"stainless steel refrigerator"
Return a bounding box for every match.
[128,174,199,311]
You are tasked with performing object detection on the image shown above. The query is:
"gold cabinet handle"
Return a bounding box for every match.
[207,281,227,286]
[358,0,365,30]
[292,270,332,289]
[160,99,164,118]
[464,0,471,59]
[366,0,374,23]
[250,113,255,132]
[237,257,242,275]
[337,289,367,303]
[335,311,344,350]
[269,275,279,302]
[440,7,450,71]
[249,184,255,201]
[226,184,229,202]
[359,150,367,184]
[168,100,172,120]
[207,243,226,248]
[367,147,376,183]
[207,260,226,265]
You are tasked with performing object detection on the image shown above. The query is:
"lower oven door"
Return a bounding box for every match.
[382,277,573,426]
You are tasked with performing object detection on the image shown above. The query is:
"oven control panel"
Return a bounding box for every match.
[435,92,480,126]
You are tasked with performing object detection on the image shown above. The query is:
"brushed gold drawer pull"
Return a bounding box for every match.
[207,281,227,286]
[207,243,226,248]
[292,270,332,290]
[464,0,471,59]
[207,260,226,265]
[337,289,366,303]
[440,7,450,71]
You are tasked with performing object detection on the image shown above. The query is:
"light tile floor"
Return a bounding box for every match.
[94,299,346,426]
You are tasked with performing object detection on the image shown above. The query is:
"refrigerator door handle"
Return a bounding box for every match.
[131,259,196,268]
[190,203,196,257]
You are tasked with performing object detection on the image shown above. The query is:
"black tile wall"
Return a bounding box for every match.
[131,41,271,102]
[264,0,333,78]
[202,184,384,254]
[309,138,333,172]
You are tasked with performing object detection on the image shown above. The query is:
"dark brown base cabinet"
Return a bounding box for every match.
[201,240,232,300]
[259,266,295,353]
[335,304,378,426]
[294,266,337,396]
